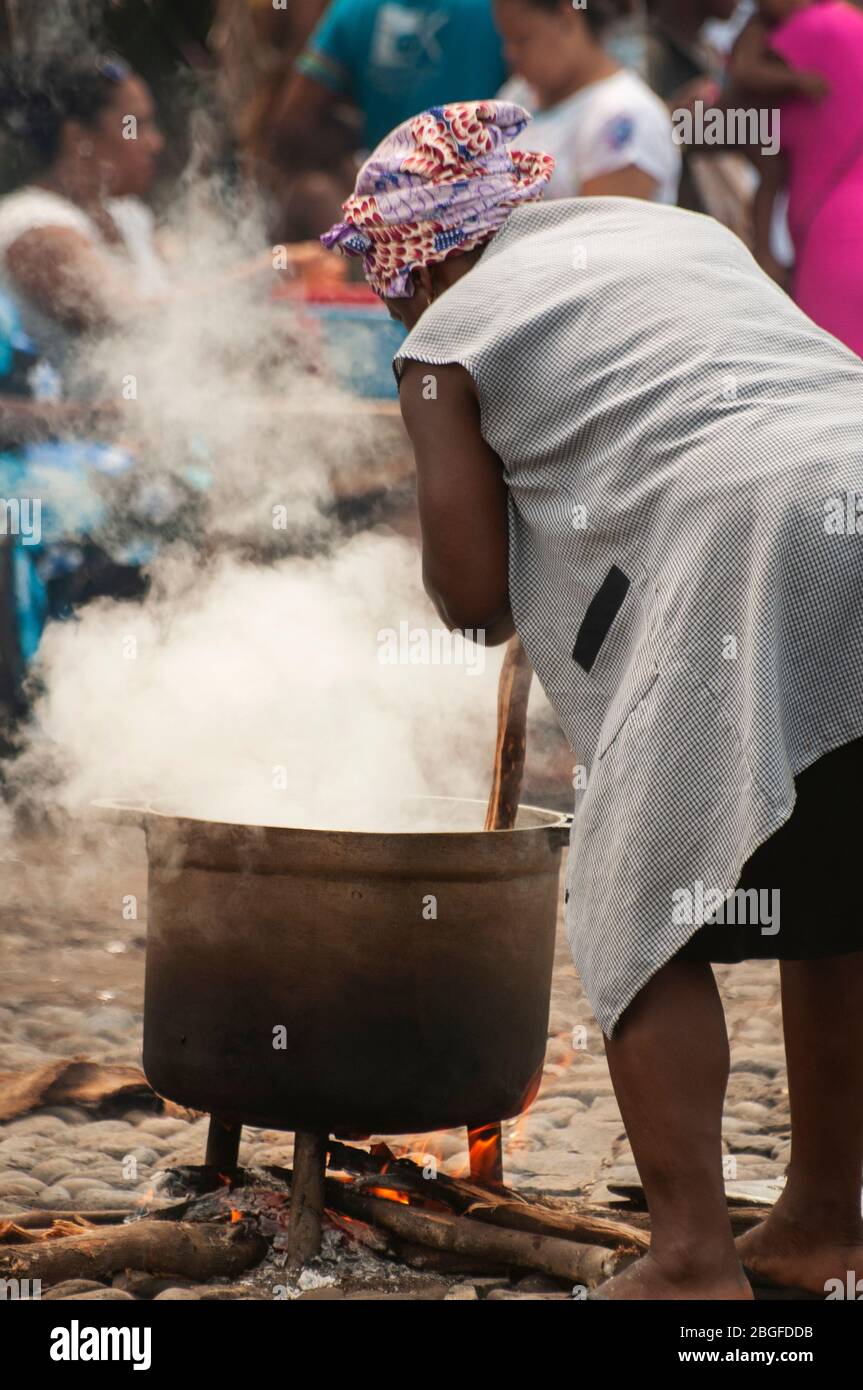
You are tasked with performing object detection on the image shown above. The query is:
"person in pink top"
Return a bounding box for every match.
[731,0,863,358]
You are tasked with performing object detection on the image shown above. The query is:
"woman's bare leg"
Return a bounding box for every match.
[735,951,863,1293]
[595,956,752,1299]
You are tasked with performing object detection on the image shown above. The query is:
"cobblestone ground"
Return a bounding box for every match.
[0,823,790,1297]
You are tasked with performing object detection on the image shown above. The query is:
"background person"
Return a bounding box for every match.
[495,0,680,201]
[0,53,168,375]
[644,0,739,100]
[729,0,863,357]
[270,0,508,240]
[287,0,508,149]
[643,0,759,235]
[0,53,337,389]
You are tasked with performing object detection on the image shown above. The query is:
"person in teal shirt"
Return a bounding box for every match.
[294,0,508,148]
[270,1,507,240]
[275,0,507,188]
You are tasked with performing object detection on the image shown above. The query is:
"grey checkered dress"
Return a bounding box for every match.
[393,197,863,1039]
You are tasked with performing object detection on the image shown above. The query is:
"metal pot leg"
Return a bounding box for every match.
[288,1131,328,1270]
[205,1116,242,1171]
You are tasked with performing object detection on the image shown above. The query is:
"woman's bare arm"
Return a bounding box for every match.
[5,228,139,331]
[4,226,339,333]
[580,166,658,200]
[399,359,513,646]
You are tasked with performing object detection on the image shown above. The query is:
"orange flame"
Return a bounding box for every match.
[366,1186,409,1204]
[467,1124,502,1183]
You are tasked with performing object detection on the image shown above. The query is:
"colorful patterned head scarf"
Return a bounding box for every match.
[320,100,555,299]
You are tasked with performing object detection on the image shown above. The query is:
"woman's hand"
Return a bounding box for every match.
[399,359,513,645]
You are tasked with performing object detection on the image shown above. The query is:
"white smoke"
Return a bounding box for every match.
[4,170,516,833]
[16,533,504,832]
[0,0,571,838]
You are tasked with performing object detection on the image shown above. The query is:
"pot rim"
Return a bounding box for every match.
[91,793,573,839]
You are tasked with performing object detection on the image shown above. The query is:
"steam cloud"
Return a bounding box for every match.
[6,180,510,833]
[13,535,504,832]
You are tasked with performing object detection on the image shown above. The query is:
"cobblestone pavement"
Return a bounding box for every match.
[0,824,790,1296]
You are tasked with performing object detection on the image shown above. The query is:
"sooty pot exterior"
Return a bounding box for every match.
[142,801,568,1135]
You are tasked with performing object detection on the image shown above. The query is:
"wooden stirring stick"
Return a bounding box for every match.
[470,636,534,1186]
[484,635,534,832]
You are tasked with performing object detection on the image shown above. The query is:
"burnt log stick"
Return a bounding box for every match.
[320,1169,647,1253]
[287,1130,328,1270]
[327,1188,622,1287]
[275,1156,471,1217]
[467,1201,648,1252]
[391,1241,511,1276]
[325,1141,395,1177]
[0,1209,131,1231]
[0,1220,267,1287]
[323,1142,518,1208]
[344,1177,647,1251]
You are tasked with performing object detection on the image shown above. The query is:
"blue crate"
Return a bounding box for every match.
[309,303,406,400]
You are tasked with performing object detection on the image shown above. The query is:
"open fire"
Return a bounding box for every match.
[129,1137,646,1292]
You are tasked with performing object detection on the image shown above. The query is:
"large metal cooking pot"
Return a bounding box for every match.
[102,796,569,1137]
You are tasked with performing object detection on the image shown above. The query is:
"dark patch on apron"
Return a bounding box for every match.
[572,565,630,673]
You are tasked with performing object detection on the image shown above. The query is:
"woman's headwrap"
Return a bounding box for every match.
[321,100,555,299]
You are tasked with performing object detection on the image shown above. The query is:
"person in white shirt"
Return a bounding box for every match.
[0,53,339,391]
[495,0,681,203]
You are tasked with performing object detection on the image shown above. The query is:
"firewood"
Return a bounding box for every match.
[159,1164,249,1197]
[326,1140,396,1177]
[324,1210,392,1256]
[323,1144,523,1210]
[345,1173,457,1212]
[326,1188,622,1287]
[599,1201,773,1234]
[484,635,533,831]
[317,1150,648,1254]
[465,1200,648,1253]
[0,1218,94,1245]
[392,1240,510,1276]
[0,1220,267,1287]
[325,1146,643,1251]
[0,1208,132,1230]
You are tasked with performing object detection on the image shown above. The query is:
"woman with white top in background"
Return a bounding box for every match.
[495,0,681,203]
[0,54,169,382]
[0,53,337,392]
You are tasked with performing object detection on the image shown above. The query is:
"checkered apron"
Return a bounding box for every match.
[393,197,863,1038]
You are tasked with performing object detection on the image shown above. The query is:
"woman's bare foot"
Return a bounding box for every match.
[735,1206,863,1296]
[591,1250,754,1301]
